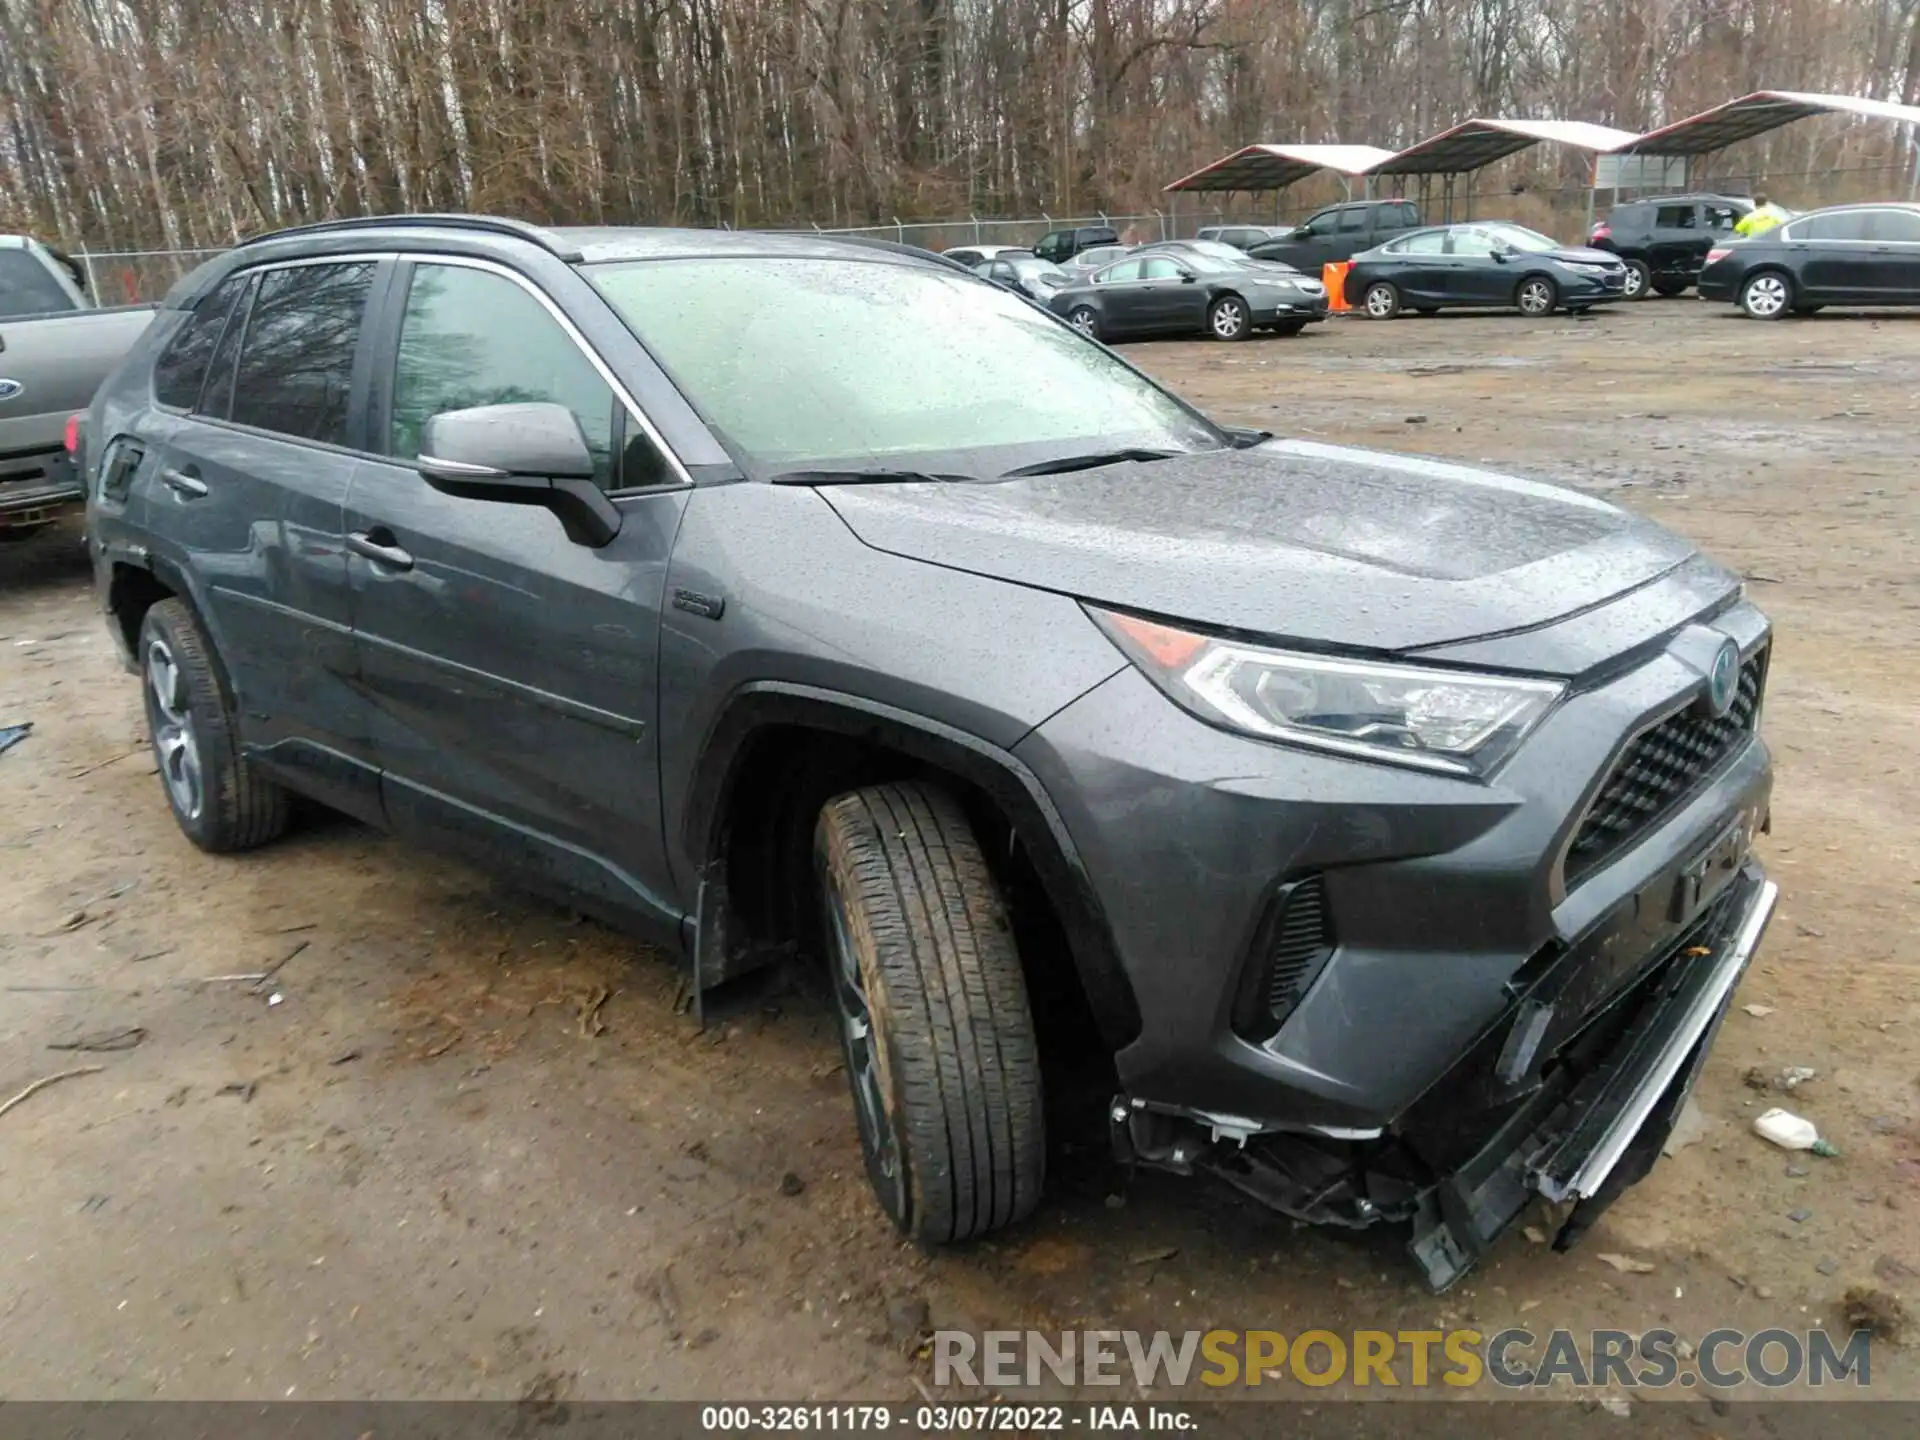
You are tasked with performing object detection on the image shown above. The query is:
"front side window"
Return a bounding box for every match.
[389,264,618,488]
[588,257,1218,471]
[154,275,247,410]
[1336,209,1367,233]
[0,247,81,318]
[229,262,375,445]
[1703,205,1742,232]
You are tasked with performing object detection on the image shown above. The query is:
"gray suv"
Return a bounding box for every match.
[84,216,1778,1288]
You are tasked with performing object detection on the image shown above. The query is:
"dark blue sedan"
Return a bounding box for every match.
[1346,223,1629,318]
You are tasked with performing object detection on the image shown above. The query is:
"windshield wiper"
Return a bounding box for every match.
[1000,448,1185,478]
[769,467,973,486]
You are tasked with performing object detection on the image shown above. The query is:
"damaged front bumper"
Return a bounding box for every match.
[1114,863,1777,1291]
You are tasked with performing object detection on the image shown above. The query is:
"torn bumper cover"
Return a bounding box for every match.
[1406,866,1777,1289]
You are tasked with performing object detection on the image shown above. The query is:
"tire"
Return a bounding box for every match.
[1739,270,1792,321]
[1067,306,1102,341]
[1207,294,1252,341]
[1361,281,1401,319]
[1621,259,1651,300]
[139,599,290,853]
[813,781,1044,1244]
[1270,319,1308,337]
[1516,274,1558,317]
[1652,278,1689,298]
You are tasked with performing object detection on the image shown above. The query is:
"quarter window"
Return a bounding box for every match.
[229,262,375,445]
[153,275,247,410]
[388,264,619,489]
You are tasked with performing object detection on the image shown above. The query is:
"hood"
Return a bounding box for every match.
[820,441,1697,654]
[1546,245,1620,265]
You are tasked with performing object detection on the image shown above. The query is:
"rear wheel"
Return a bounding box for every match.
[1516,275,1558,317]
[139,599,290,853]
[1739,270,1792,320]
[1067,306,1101,341]
[1207,295,1251,341]
[813,781,1044,1244]
[1621,259,1651,300]
[1361,281,1401,320]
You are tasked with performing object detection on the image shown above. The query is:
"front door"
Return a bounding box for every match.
[1136,257,1204,331]
[1441,226,1511,305]
[151,259,384,821]
[346,258,687,937]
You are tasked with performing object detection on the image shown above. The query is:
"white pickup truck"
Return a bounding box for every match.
[0,236,157,539]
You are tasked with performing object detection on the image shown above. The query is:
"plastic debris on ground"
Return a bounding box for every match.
[0,722,31,757]
[1753,1107,1840,1157]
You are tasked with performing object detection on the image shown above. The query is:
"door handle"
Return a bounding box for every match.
[347,529,414,571]
[159,467,208,499]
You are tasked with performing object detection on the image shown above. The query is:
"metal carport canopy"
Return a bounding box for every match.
[1616,90,1920,154]
[1369,118,1642,175]
[1162,143,1399,193]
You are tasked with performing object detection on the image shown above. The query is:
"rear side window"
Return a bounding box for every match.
[229,262,375,445]
[0,248,78,318]
[1394,230,1447,255]
[153,276,247,410]
[1866,209,1920,242]
[1655,205,1697,229]
[1140,258,1184,280]
[1801,211,1870,242]
[388,263,618,490]
[1097,258,1143,283]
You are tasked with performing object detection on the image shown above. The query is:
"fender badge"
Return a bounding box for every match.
[0,378,24,402]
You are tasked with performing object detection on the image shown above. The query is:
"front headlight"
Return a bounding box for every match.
[1561,261,1609,275]
[1090,608,1565,776]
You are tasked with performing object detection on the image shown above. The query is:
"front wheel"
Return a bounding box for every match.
[1516,275,1558,317]
[139,599,290,852]
[1066,306,1102,340]
[1621,260,1651,300]
[1208,295,1251,341]
[1740,271,1792,320]
[814,782,1044,1244]
[1361,281,1401,319]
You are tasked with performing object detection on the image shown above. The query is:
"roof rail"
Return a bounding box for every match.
[235,214,581,261]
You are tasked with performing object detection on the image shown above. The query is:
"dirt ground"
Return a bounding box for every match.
[1,300,1914,1407]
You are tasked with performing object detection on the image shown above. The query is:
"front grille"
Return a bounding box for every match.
[1232,875,1336,1042]
[1565,649,1766,881]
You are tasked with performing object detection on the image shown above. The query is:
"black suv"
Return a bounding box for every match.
[1033,225,1120,264]
[84,216,1778,1288]
[1587,194,1750,299]
[1247,199,1422,271]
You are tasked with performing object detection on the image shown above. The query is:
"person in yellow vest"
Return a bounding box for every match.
[1734,193,1790,237]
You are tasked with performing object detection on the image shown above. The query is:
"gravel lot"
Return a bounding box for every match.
[0,299,1914,1405]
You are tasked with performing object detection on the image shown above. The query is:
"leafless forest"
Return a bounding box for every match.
[3,0,1919,249]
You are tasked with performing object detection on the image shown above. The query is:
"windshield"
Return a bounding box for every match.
[1482,224,1558,253]
[589,257,1221,472]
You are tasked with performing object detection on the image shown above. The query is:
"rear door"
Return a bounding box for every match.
[148,258,384,820]
[1863,207,1920,301]
[345,256,687,932]
[1794,211,1875,301]
[1088,257,1150,334]
[1647,203,1702,276]
[1384,229,1451,304]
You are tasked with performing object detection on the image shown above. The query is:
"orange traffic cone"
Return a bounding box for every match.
[1323,262,1351,313]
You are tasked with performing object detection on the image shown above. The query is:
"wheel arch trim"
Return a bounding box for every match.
[683,680,1144,1049]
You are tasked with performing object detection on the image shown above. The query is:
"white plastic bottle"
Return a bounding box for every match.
[1753,1108,1837,1156]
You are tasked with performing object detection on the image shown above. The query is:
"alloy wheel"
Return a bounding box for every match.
[1623,264,1647,299]
[1518,279,1555,316]
[1364,284,1397,319]
[1742,274,1788,319]
[1069,308,1099,337]
[1210,299,1247,339]
[145,636,203,821]
[822,878,905,1215]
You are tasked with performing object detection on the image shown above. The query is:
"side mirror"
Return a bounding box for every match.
[417,402,621,548]
[1490,248,1511,263]
[1179,270,1198,284]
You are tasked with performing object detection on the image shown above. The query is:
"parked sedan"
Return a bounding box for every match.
[1347,223,1628,319]
[1048,251,1328,341]
[1060,243,1133,277]
[941,243,1031,270]
[971,253,1070,303]
[1696,203,1920,319]
[1137,238,1310,275]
